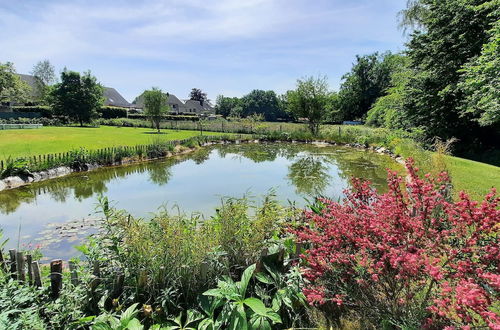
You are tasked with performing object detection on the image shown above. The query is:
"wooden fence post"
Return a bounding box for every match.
[111,270,124,299]
[50,259,63,299]
[68,260,79,286]
[9,249,16,279]
[26,254,33,285]
[32,261,42,287]
[16,251,25,282]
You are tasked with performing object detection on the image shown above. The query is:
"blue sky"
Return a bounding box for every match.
[0,0,407,102]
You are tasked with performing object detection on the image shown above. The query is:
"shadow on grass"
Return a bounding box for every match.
[143,131,170,135]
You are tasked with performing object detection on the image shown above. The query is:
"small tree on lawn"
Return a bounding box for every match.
[50,70,103,126]
[287,75,330,135]
[143,87,168,133]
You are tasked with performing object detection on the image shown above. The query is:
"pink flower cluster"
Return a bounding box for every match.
[292,159,499,328]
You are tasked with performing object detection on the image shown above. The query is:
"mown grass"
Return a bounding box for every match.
[0,126,227,160]
[445,155,500,201]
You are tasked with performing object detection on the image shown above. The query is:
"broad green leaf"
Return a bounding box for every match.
[238,264,256,296]
[243,298,268,316]
[120,303,140,325]
[255,272,273,284]
[265,311,282,324]
[203,288,223,298]
[126,318,144,330]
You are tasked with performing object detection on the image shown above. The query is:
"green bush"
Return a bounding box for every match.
[12,106,53,118]
[98,106,128,119]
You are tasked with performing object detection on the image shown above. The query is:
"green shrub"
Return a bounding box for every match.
[12,106,53,118]
[98,106,128,119]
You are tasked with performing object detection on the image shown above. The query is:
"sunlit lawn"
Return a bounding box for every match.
[0,126,227,160]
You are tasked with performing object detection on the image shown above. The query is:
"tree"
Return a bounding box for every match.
[459,20,500,127]
[50,70,103,126]
[143,87,168,133]
[31,59,56,103]
[366,54,411,129]
[287,76,330,135]
[403,0,498,149]
[398,0,429,33]
[215,95,240,117]
[0,62,30,104]
[337,52,395,121]
[240,89,285,121]
[189,88,208,105]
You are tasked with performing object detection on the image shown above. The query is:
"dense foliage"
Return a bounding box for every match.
[292,159,500,328]
[286,76,331,135]
[49,70,103,126]
[0,62,30,104]
[402,0,499,151]
[143,87,169,133]
[336,52,397,121]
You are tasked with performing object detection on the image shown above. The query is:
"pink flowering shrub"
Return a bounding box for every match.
[292,159,499,329]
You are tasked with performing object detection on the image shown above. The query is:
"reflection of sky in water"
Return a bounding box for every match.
[0,143,400,260]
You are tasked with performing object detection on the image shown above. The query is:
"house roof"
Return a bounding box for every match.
[16,74,42,99]
[103,87,131,107]
[183,99,204,111]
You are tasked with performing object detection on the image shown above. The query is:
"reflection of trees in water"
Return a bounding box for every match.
[287,155,332,196]
[0,143,401,215]
[330,149,402,192]
[0,153,196,215]
[148,165,172,186]
[215,143,304,163]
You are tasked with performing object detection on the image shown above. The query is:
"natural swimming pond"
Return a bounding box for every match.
[0,142,401,260]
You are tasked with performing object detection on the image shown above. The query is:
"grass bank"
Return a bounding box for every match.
[0,126,226,160]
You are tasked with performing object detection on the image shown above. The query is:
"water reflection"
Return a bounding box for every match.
[0,143,400,216]
[0,143,402,259]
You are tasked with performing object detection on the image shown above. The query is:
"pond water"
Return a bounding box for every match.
[0,142,401,260]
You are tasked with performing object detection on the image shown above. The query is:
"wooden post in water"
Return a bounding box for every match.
[68,261,79,285]
[26,254,33,285]
[9,249,16,279]
[50,259,63,299]
[32,261,42,287]
[16,251,25,282]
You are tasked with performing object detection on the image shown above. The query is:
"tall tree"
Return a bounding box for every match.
[337,52,395,121]
[31,60,56,103]
[215,95,240,117]
[287,76,330,135]
[144,87,168,133]
[240,89,284,121]
[50,70,103,126]
[366,54,411,128]
[0,62,30,104]
[403,0,498,148]
[459,19,500,127]
[189,88,208,105]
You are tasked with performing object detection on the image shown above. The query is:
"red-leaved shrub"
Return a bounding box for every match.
[292,159,499,329]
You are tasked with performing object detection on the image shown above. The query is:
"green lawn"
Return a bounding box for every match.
[446,155,500,201]
[0,126,226,160]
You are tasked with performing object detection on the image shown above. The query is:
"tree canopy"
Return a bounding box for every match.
[337,52,396,121]
[287,76,330,135]
[189,88,208,105]
[49,70,103,126]
[0,62,30,104]
[144,87,168,132]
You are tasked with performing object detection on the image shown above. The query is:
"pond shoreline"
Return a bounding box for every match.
[0,138,403,192]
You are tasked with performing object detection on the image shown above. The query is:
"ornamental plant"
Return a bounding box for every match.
[292,159,499,329]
